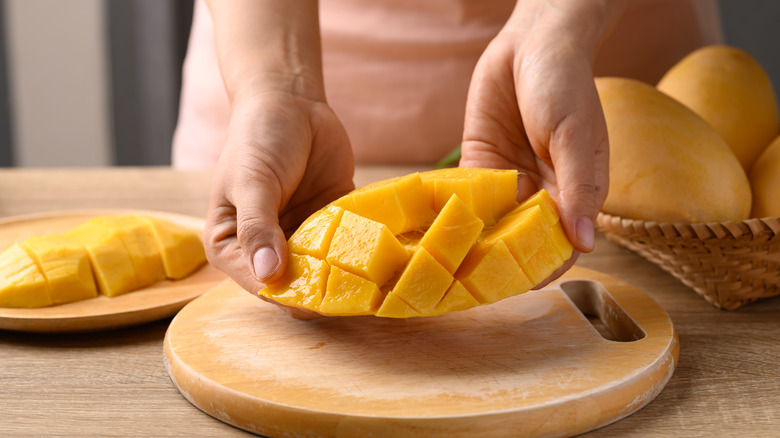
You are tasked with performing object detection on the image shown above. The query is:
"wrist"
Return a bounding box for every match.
[502,0,627,59]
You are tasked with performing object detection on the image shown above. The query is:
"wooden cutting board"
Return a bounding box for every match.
[164,266,678,437]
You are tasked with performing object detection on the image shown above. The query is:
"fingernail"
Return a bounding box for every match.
[252,247,280,281]
[576,216,595,252]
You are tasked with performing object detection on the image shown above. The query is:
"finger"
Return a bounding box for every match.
[226,164,290,284]
[519,52,609,253]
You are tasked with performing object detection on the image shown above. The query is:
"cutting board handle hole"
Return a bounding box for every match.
[560,280,646,342]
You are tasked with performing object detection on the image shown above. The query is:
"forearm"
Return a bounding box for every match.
[205,0,325,103]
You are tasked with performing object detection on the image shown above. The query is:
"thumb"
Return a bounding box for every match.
[546,105,609,254]
[232,171,289,284]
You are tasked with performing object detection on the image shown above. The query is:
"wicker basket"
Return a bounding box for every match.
[595,213,780,310]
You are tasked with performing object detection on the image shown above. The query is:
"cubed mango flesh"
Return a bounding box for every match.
[326,210,410,286]
[21,234,97,304]
[259,253,329,309]
[384,247,453,314]
[259,169,573,318]
[65,220,141,297]
[0,214,207,308]
[319,265,383,315]
[288,205,344,258]
[419,194,484,274]
[0,243,52,308]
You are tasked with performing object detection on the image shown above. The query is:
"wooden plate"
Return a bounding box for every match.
[0,209,227,333]
[164,265,678,437]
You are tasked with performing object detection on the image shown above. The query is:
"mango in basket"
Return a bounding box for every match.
[749,134,780,218]
[657,45,779,171]
[596,76,752,223]
[259,169,574,318]
[0,215,207,308]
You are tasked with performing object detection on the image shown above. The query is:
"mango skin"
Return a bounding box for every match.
[657,45,780,171]
[749,134,780,218]
[597,77,752,223]
[260,169,574,318]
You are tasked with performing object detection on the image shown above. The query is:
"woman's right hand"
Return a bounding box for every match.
[204,75,355,319]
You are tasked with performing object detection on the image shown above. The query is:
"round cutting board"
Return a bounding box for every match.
[164,266,678,437]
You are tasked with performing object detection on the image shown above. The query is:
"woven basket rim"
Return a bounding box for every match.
[596,212,780,241]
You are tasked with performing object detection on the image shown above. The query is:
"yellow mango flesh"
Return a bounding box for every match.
[140,216,207,280]
[261,253,329,309]
[0,214,206,308]
[382,247,453,315]
[419,194,484,274]
[431,280,479,316]
[288,205,344,258]
[21,234,97,304]
[320,266,382,316]
[260,169,573,318]
[0,243,52,308]
[326,210,410,286]
[65,220,141,297]
[99,216,166,286]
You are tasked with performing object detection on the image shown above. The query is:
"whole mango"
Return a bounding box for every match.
[657,45,780,171]
[596,77,752,223]
[749,134,780,218]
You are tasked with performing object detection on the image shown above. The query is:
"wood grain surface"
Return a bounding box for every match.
[1,167,779,437]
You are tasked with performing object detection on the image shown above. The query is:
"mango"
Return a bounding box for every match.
[657,45,780,171]
[0,214,207,308]
[21,234,97,304]
[596,77,752,223]
[749,134,780,218]
[259,169,574,318]
[0,243,51,308]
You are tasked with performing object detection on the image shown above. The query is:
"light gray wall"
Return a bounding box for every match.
[718,0,780,95]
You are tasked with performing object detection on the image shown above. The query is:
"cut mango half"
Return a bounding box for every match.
[260,168,574,318]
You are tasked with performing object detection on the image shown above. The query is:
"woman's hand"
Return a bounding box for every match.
[204,79,354,319]
[461,0,621,287]
[202,1,353,318]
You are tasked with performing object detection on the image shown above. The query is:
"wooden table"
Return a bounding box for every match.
[1,166,778,437]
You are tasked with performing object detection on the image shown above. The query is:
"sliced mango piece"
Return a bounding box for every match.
[0,243,51,308]
[319,265,383,315]
[419,194,484,274]
[259,169,573,318]
[65,220,140,297]
[431,280,479,316]
[21,234,97,305]
[421,167,518,225]
[456,240,533,304]
[259,253,329,309]
[336,173,435,234]
[385,247,453,314]
[0,214,207,308]
[288,205,344,258]
[375,291,420,318]
[481,205,551,265]
[100,215,166,287]
[326,210,410,286]
[140,216,207,280]
[519,241,566,286]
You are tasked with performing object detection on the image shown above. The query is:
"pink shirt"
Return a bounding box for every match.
[172,0,721,168]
